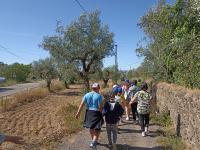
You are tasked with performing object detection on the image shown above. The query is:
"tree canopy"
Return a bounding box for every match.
[137,0,200,88]
[32,58,58,91]
[41,10,114,90]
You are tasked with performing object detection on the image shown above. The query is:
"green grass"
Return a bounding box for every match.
[151,113,172,127]
[152,113,190,150]
[0,79,17,87]
[61,103,84,134]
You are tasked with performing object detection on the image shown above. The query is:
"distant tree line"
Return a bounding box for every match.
[0,62,31,82]
[136,0,200,88]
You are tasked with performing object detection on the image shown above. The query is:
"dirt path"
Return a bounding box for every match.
[58,118,161,150]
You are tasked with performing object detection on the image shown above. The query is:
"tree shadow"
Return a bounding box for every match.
[97,143,166,150]
[0,87,13,92]
[118,128,141,134]
[56,91,81,96]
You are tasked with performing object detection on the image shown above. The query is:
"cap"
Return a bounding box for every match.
[91,83,100,88]
[117,87,122,93]
[124,79,129,83]
[112,84,118,89]
[112,86,119,95]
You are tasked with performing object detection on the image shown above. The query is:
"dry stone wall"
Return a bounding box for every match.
[154,82,200,150]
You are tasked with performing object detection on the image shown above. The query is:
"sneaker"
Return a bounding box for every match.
[108,143,112,148]
[126,117,130,121]
[90,141,97,149]
[112,143,117,150]
[145,127,149,133]
[142,131,146,137]
[136,117,139,121]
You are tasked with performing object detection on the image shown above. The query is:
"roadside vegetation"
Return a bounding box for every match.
[151,113,190,150]
[0,80,65,112]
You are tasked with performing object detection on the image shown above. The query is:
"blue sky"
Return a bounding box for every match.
[0,0,175,70]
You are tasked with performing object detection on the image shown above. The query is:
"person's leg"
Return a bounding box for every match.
[112,124,118,144]
[144,114,150,132]
[131,103,137,120]
[90,129,95,140]
[93,130,100,142]
[135,103,139,121]
[106,124,112,144]
[139,114,145,132]
[125,102,130,120]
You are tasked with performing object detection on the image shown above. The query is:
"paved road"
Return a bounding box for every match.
[58,118,162,150]
[0,82,42,97]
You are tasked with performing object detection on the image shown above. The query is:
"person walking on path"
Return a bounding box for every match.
[129,82,151,137]
[122,79,131,121]
[102,92,124,150]
[75,83,104,149]
[129,80,140,122]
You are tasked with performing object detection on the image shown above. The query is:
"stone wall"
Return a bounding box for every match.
[153,82,200,150]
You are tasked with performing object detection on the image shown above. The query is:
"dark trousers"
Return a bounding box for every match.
[138,113,150,131]
[131,103,138,120]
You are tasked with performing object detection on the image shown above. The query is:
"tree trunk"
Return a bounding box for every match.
[103,79,109,88]
[64,80,69,89]
[47,80,51,92]
[83,75,90,93]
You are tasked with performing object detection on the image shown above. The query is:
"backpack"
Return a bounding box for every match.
[126,85,139,102]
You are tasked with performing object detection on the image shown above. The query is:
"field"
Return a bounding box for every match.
[0,84,83,149]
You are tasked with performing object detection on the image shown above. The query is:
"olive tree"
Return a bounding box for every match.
[32,58,58,91]
[41,10,114,91]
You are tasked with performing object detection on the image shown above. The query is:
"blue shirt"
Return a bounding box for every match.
[83,91,103,111]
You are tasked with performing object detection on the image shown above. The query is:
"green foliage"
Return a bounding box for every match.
[0,62,31,82]
[151,113,172,127]
[32,58,58,91]
[41,10,114,91]
[137,0,200,88]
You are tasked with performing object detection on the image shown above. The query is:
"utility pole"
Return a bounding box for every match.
[114,44,118,83]
[115,44,118,71]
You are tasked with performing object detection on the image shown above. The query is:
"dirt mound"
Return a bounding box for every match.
[0,85,82,149]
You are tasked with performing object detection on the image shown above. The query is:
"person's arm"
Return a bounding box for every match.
[4,135,25,144]
[99,95,104,113]
[75,100,84,119]
[0,134,25,145]
[129,94,137,105]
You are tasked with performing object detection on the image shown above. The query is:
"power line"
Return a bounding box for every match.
[74,0,87,14]
[0,44,25,60]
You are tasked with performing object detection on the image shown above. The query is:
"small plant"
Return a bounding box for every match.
[51,80,65,92]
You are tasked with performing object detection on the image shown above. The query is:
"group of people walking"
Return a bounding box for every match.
[75,79,151,150]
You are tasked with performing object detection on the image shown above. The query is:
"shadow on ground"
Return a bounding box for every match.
[98,143,165,150]
[56,91,81,96]
[0,88,13,92]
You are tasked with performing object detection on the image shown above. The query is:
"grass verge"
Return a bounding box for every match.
[0,87,49,111]
[151,113,190,150]
[61,102,84,134]
[0,79,17,87]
